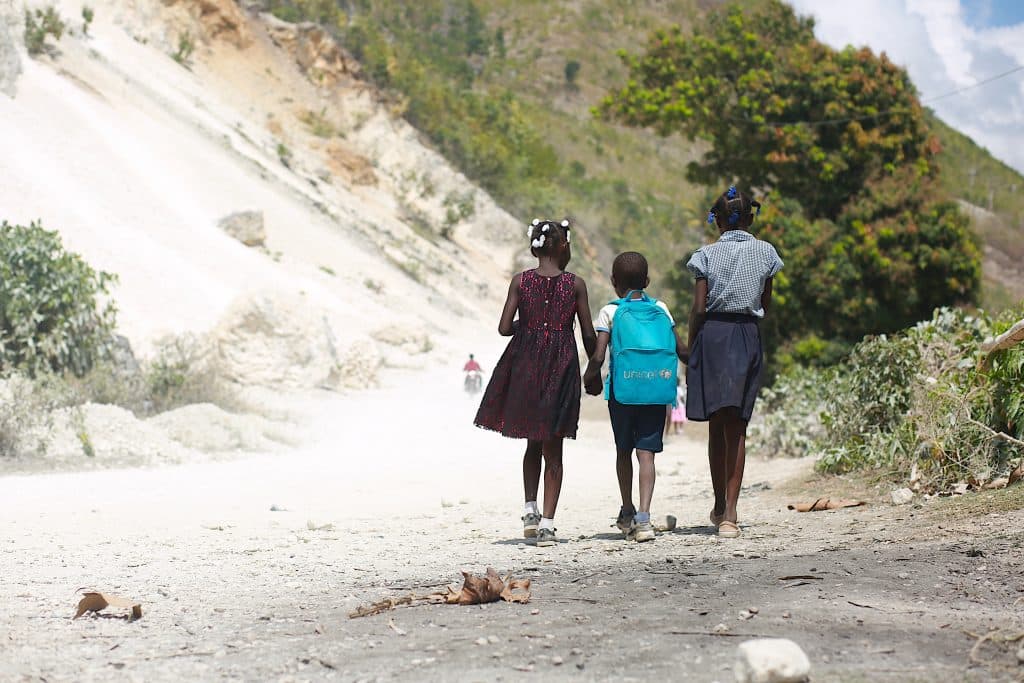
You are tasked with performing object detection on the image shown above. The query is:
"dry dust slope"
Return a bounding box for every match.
[0,0,520,389]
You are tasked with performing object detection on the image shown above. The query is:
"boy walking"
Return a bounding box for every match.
[584,252,687,542]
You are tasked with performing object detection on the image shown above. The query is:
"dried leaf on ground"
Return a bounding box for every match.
[500,577,531,604]
[73,591,142,621]
[787,498,866,512]
[446,568,506,605]
[349,568,531,618]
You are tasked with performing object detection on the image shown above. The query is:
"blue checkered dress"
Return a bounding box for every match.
[685,230,783,318]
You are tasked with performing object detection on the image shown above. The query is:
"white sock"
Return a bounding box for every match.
[524,501,539,516]
[539,517,555,530]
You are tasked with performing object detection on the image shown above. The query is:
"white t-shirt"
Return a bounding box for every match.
[595,298,675,334]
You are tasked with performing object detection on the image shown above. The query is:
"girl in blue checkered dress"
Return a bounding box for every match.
[684,187,783,538]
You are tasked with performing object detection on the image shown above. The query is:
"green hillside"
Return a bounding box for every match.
[266,0,1023,313]
[928,114,1024,309]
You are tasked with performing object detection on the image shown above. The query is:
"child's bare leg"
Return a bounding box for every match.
[615,447,635,511]
[708,413,728,519]
[541,438,564,519]
[721,408,747,523]
[523,440,542,504]
[636,449,656,514]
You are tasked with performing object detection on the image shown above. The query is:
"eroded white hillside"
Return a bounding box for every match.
[0,0,519,388]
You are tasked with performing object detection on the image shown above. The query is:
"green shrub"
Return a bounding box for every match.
[749,364,829,458]
[442,190,476,235]
[300,108,336,138]
[144,335,237,415]
[564,60,581,87]
[0,220,117,377]
[81,6,94,36]
[276,142,292,168]
[754,307,1024,490]
[172,32,194,66]
[24,6,65,56]
[265,0,342,27]
[986,321,1024,441]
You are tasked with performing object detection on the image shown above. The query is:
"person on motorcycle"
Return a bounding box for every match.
[463,354,483,373]
[464,354,484,393]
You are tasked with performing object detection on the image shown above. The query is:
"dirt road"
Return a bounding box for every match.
[2,361,1022,682]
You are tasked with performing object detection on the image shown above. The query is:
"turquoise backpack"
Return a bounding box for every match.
[606,292,677,405]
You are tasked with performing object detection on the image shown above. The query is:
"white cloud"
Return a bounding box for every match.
[788,0,1024,174]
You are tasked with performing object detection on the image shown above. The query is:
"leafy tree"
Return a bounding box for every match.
[599,0,980,364]
[599,0,932,221]
[0,221,117,377]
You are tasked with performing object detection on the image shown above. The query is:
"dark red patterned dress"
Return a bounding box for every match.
[474,269,582,440]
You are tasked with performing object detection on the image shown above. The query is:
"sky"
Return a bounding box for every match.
[787,0,1024,175]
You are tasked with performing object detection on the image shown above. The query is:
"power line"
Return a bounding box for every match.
[924,64,1024,104]
[732,64,1024,128]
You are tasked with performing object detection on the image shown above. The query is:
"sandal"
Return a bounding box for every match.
[710,509,724,528]
[717,521,741,538]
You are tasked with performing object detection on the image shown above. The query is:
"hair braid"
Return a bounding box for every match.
[707,186,761,229]
[527,218,571,258]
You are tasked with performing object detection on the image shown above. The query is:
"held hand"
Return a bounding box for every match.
[584,373,603,396]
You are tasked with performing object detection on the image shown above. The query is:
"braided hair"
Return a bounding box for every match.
[527,218,571,259]
[706,186,761,230]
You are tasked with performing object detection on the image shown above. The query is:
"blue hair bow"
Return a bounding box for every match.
[707,210,716,224]
[727,210,741,225]
[727,186,738,200]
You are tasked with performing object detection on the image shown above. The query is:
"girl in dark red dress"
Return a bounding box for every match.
[474,219,597,547]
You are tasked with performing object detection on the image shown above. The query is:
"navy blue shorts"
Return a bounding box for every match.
[608,393,666,453]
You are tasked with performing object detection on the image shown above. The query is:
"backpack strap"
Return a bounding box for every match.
[610,290,655,306]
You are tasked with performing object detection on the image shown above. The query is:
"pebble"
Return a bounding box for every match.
[1017,645,1024,664]
[474,637,488,646]
[713,623,730,634]
[552,655,563,666]
[734,638,811,683]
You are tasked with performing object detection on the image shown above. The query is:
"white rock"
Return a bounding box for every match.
[218,210,267,247]
[210,290,381,390]
[890,488,914,505]
[734,638,810,683]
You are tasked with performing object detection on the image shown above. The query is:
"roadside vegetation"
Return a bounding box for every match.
[751,307,1024,491]
[0,221,234,459]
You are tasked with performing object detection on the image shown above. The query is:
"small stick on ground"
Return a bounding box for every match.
[965,629,1024,665]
